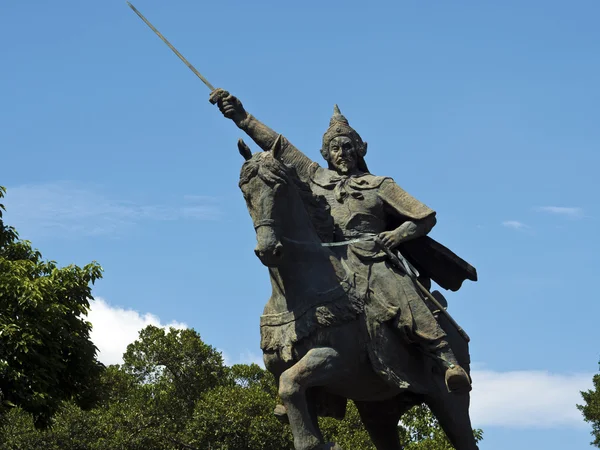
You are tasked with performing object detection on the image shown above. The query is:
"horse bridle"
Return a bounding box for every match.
[253,218,278,231]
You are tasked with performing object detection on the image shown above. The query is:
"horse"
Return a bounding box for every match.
[237,136,479,450]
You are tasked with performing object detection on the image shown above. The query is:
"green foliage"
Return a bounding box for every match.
[122,325,226,413]
[184,365,293,450]
[578,361,600,447]
[0,367,166,450]
[0,321,484,449]
[319,401,483,450]
[320,402,374,449]
[119,325,229,445]
[400,404,482,449]
[0,327,290,450]
[0,186,104,428]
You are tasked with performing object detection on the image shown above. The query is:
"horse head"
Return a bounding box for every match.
[238,136,294,267]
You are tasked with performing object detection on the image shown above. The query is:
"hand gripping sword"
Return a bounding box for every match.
[126,2,223,104]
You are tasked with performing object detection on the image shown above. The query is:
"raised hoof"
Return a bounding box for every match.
[274,404,289,424]
[445,365,472,394]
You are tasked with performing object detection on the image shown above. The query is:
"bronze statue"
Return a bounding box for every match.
[213,89,479,450]
[125,5,479,448]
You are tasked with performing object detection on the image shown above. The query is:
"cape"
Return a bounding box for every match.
[400,236,478,292]
[375,174,478,291]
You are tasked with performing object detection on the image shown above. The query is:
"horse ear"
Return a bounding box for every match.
[237,138,252,160]
[271,134,284,160]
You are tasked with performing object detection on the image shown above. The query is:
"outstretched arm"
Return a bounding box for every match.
[210,88,278,151]
[210,89,318,180]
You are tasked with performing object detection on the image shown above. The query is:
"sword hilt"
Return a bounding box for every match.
[209,89,227,105]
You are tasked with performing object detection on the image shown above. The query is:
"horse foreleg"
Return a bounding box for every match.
[426,393,479,450]
[279,347,345,450]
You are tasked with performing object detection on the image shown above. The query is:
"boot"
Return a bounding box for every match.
[434,346,472,394]
[445,365,472,394]
[274,404,289,423]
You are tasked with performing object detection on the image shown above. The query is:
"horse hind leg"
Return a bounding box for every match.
[278,347,346,450]
[426,393,479,450]
[354,397,412,450]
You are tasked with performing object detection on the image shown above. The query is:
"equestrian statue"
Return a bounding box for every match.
[125,3,480,448]
[212,89,479,450]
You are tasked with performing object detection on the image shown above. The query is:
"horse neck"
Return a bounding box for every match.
[267,184,345,314]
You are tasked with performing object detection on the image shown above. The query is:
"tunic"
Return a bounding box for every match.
[308,162,449,348]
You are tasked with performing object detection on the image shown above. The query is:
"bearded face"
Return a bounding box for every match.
[328,136,358,175]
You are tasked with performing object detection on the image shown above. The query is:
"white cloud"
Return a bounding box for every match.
[535,206,584,219]
[89,298,263,368]
[220,349,265,368]
[3,182,220,238]
[502,220,528,230]
[469,369,593,429]
[88,297,187,365]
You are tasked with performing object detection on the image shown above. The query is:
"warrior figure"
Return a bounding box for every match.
[212,89,473,394]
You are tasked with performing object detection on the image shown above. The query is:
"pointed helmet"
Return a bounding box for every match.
[320,105,368,170]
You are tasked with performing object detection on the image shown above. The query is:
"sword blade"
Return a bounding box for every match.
[127,2,215,91]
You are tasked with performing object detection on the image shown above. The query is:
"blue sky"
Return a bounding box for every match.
[2,1,599,448]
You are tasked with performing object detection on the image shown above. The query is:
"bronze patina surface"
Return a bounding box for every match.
[212,89,479,450]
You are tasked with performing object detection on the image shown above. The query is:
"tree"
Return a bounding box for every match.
[399,403,483,449]
[184,364,293,450]
[578,360,600,447]
[0,186,104,428]
[0,318,483,449]
[320,401,374,449]
[0,366,163,450]
[118,325,229,448]
[0,326,230,450]
[122,325,227,422]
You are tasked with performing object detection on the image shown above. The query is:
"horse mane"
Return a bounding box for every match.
[240,152,334,242]
[239,152,289,188]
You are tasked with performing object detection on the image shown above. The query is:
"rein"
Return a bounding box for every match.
[253,218,377,248]
[282,233,378,248]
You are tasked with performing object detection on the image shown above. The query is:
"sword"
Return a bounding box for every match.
[377,240,471,343]
[126,2,223,104]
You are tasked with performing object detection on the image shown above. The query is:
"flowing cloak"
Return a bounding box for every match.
[379,175,478,290]
[278,137,478,292]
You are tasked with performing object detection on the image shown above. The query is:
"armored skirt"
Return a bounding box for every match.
[333,239,447,391]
